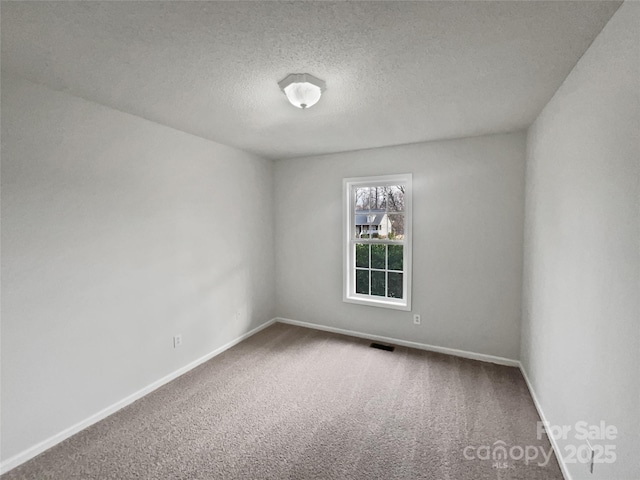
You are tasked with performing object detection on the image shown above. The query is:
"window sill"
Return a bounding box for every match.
[343,294,411,311]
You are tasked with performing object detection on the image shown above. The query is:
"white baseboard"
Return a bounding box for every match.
[0,318,277,475]
[518,363,571,480]
[5,317,562,480]
[275,317,519,367]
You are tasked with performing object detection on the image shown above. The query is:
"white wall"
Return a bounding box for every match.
[521,2,639,479]
[275,132,526,360]
[0,75,275,462]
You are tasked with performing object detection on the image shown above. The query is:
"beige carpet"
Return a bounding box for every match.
[2,323,563,479]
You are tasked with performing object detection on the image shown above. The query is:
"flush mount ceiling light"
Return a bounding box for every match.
[278,73,326,109]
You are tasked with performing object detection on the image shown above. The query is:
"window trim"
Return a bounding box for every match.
[343,174,413,311]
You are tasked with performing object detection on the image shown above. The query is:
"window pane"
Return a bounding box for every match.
[354,216,369,238]
[388,244,403,271]
[388,272,403,298]
[355,244,369,268]
[367,212,382,238]
[386,185,405,212]
[372,186,386,210]
[371,271,386,297]
[377,215,391,239]
[388,214,405,239]
[355,187,370,211]
[371,244,385,269]
[356,269,369,295]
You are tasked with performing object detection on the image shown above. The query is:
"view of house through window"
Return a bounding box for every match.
[344,174,412,310]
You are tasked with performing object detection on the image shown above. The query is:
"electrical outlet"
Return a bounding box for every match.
[413,314,421,325]
[173,335,182,348]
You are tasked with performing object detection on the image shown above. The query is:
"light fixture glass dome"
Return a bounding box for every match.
[278,73,326,109]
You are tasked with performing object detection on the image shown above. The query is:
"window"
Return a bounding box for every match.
[343,174,412,310]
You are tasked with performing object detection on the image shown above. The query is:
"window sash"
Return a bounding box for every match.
[343,174,412,311]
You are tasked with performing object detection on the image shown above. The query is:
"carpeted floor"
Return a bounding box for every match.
[2,323,563,479]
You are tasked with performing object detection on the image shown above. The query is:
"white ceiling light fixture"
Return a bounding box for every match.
[278,73,326,109]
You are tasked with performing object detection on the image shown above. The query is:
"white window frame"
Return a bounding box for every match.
[343,174,412,311]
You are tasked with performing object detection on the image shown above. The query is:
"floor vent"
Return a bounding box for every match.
[370,342,395,352]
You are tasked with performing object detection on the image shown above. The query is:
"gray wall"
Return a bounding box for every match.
[275,132,526,360]
[521,2,639,479]
[0,75,276,461]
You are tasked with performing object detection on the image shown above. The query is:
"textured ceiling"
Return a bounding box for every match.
[1,1,621,160]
